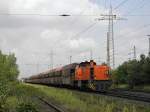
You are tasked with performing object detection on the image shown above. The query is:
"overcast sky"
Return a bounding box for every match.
[0,0,149,78]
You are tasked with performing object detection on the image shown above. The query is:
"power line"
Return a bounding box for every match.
[116,23,150,40]
[63,5,89,42]
[44,24,97,50]
[0,13,71,16]
[0,12,149,17]
[104,0,107,10]
[33,51,55,69]
[22,63,49,73]
[122,14,150,17]
[68,8,87,25]
[114,0,129,10]
[71,22,97,39]
[0,12,95,16]
[125,0,146,15]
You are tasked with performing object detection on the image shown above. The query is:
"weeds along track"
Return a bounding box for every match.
[37,96,65,112]
[61,87,150,103]
[70,88,150,103]
[58,87,150,103]
[33,84,150,105]
[105,89,150,103]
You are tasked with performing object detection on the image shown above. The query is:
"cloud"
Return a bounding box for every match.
[0,0,148,78]
[67,38,96,51]
[0,0,107,78]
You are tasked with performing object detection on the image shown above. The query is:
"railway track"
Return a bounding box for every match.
[32,84,150,108]
[41,85,150,103]
[37,96,65,112]
[63,87,150,103]
[77,89,150,103]
[104,89,150,103]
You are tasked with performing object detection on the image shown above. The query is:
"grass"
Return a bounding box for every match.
[28,84,150,112]
[3,82,150,112]
[2,82,46,112]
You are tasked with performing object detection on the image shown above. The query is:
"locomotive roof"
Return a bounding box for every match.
[28,63,78,79]
[79,60,96,66]
[62,63,79,69]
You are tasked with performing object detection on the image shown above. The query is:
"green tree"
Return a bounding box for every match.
[126,60,141,89]
[140,55,150,84]
[111,62,128,85]
[112,54,150,88]
[0,53,19,81]
[0,50,19,110]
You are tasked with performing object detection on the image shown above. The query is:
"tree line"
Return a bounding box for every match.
[112,54,150,89]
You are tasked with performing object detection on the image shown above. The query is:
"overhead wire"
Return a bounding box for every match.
[64,6,90,62]
[116,23,150,41]
[114,0,149,38]
[59,7,88,42]
[113,0,129,10]
[71,22,97,39]
[114,23,150,55]
[1,1,148,64]
[104,0,107,10]
[115,0,149,40]
[0,13,64,16]
[121,14,150,17]
[0,11,149,17]
[125,0,146,15]
[112,0,150,63]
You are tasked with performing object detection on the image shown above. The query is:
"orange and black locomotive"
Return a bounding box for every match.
[25,60,111,91]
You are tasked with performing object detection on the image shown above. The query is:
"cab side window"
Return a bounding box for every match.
[70,69,75,75]
[90,68,94,79]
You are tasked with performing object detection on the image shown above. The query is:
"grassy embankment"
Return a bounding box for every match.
[2,82,46,112]
[4,82,150,112]
[18,83,150,112]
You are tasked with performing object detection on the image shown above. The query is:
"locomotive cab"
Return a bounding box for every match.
[75,60,111,91]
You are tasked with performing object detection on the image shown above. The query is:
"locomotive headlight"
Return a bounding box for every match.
[105,71,109,75]
[94,75,96,80]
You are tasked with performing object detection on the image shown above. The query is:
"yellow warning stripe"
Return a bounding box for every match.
[89,83,96,90]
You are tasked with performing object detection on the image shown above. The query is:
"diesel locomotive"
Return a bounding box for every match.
[25,60,111,91]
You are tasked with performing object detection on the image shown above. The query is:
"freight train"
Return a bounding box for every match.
[25,60,112,91]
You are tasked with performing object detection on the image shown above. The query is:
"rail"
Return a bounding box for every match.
[105,89,150,103]
[37,96,66,112]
